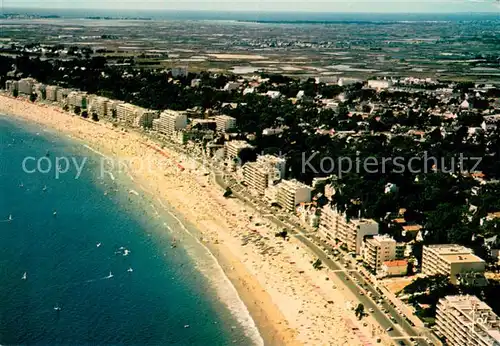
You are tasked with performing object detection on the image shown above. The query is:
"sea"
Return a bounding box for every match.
[0,114,262,346]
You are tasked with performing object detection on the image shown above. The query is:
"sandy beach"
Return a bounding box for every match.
[0,94,371,346]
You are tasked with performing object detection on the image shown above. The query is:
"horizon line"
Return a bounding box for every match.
[2,7,499,14]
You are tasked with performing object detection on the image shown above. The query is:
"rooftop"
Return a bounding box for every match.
[442,253,484,264]
[383,260,408,267]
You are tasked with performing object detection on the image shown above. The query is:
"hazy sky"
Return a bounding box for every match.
[4,0,500,13]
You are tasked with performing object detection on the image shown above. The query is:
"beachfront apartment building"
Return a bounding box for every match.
[117,103,140,125]
[214,115,237,133]
[67,91,87,109]
[362,234,397,273]
[5,80,18,94]
[319,204,379,254]
[18,78,36,95]
[436,295,500,346]
[89,96,110,118]
[157,110,187,136]
[422,244,486,284]
[243,155,286,195]
[275,179,312,212]
[224,140,254,161]
[56,88,71,104]
[45,85,59,101]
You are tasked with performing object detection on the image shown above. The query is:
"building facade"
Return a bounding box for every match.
[436,295,500,346]
[319,204,379,254]
[224,140,254,161]
[157,110,187,135]
[243,155,286,195]
[275,179,312,212]
[363,234,397,273]
[214,115,237,133]
[422,245,486,284]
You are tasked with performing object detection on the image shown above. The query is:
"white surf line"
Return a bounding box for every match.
[83,144,107,158]
[157,197,263,346]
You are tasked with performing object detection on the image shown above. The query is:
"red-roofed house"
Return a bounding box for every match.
[381,260,408,277]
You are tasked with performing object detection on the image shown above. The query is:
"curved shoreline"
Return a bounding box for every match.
[0,94,365,346]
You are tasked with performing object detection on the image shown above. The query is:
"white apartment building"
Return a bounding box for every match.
[67,91,87,109]
[157,110,187,135]
[214,115,237,133]
[436,295,500,346]
[319,204,378,254]
[117,103,140,125]
[56,88,71,104]
[275,179,312,212]
[243,155,286,195]
[34,83,45,100]
[422,245,486,284]
[367,80,393,90]
[363,234,397,273]
[5,80,18,93]
[89,96,109,118]
[45,85,59,101]
[18,78,36,95]
[224,140,254,161]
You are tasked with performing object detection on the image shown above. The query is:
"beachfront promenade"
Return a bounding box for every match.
[1,93,439,346]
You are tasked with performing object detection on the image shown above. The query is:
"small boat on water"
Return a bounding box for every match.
[53,210,57,216]
[8,214,13,221]
[54,306,61,311]
[96,242,101,248]
[22,272,27,280]
[42,185,47,192]
[106,271,114,279]
[127,267,133,273]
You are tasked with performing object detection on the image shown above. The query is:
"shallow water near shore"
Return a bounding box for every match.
[0,115,261,345]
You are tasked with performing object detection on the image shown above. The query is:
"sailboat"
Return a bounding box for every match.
[54,305,61,311]
[127,267,133,273]
[22,272,27,280]
[106,271,114,279]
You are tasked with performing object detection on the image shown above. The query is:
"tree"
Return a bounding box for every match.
[81,110,88,118]
[29,93,37,103]
[62,104,69,112]
[223,187,233,198]
[312,258,323,270]
[355,303,365,320]
[275,230,288,240]
[74,106,81,115]
[12,89,18,98]
[91,112,99,121]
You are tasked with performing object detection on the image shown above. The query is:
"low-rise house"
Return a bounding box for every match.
[380,260,408,277]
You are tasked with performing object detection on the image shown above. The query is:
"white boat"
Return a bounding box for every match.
[42,186,47,192]
[22,272,27,280]
[107,271,114,278]
[127,267,133,272]
[54,306,61,311]
[8,215,12,221]
[96,243,101,248]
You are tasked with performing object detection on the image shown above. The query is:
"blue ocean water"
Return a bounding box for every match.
[0,115,260,345]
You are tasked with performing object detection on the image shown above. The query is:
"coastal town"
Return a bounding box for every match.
[2,41,500,345]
